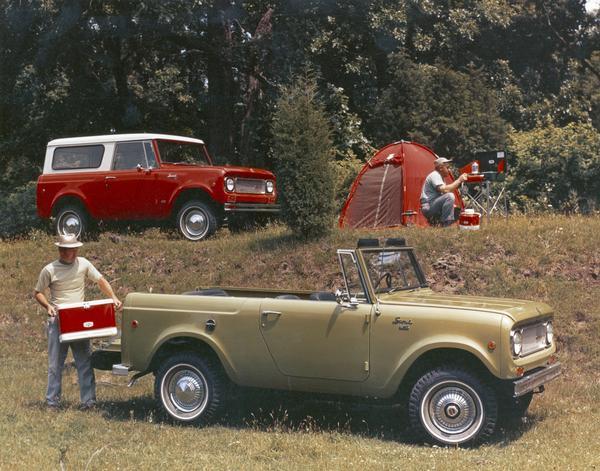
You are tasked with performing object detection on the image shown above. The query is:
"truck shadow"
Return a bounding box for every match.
[95,387,535,445]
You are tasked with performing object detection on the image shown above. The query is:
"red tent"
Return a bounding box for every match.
[338,141,464,228]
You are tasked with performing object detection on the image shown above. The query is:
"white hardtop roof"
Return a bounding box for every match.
[48,133,205,146]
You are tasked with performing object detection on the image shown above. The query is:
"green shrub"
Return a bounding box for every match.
[507,123,600,213]
[271,73,335,238]
[0,181,47,238]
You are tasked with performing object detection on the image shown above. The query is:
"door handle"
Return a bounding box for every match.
[105,176,116,180]
[167,174,178,179]
[260,310,282,327]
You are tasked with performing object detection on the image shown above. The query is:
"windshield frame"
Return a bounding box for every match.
[154,139,214,166]
[357,247,429,296]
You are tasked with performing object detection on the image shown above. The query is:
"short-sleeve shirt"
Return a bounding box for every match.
[420,170,445,204]
[35,257,103,305]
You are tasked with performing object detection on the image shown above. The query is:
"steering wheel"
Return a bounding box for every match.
[374,272,393,290]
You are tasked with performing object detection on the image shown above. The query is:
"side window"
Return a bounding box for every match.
[144,141,157,168]
[113,142,147,170]
[338,252,367,302]
[52,145,104,170]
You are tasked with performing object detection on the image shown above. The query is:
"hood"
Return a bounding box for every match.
[160,163,275,179]
[378,289,553,323]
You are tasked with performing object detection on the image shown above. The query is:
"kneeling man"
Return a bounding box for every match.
[420,157,468,227]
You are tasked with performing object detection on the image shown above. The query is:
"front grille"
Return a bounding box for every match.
[236,178,266,194]
[521,322,548,356]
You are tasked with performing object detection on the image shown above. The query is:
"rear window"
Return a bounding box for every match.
[52,145,104,170]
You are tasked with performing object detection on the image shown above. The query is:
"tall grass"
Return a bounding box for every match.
[0,215,598,469]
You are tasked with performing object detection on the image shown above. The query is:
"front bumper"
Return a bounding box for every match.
[224,202,280,213]
[513,362,561,397]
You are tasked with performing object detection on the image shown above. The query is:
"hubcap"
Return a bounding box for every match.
[162,364,208,420]
[182,208,208,239]
[420,380,484,444]
[58,211,82,237]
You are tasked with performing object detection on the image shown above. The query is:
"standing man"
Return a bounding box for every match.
[34,234,122,410]
[420,157,468,227]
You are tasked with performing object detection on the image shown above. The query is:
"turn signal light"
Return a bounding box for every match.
[131,320,139,328]
[487,341,496,351]
[516,367,525,377]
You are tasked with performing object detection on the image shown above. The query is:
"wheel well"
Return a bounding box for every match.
[149,336,222,373]
[397,348,492,401]
[171,189,219,218]
[51,195,87,217]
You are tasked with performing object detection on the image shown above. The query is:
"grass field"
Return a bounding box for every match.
[0,215,599,470]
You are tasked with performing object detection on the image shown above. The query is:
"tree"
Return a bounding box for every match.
[507,122,600,212]
[271,72,334,237]
[372,54,507,163]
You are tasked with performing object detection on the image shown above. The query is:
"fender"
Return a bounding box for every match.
[168,184,218,212]
[138,327,239,382]
[380,335,501,398]
[51,191,91,216]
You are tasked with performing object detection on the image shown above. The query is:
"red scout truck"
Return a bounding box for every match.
[37,133,280,241]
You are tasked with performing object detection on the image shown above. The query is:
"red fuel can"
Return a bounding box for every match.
[57,299,117,343]
[459,209,481,230]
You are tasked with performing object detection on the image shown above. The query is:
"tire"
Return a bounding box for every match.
[176,200,217,241]
[154,352,224,424]
[408,366,498,446]
[54,204,89,239]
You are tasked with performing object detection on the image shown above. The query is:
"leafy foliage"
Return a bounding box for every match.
[0,0,598,209]
[507,122,600,213]
[271,74,334,237]
[0,181,47,238]
[372,55,508,163]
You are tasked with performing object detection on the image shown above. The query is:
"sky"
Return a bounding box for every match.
[587,0,600,12]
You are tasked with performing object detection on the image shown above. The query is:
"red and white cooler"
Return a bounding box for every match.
[459,209,481,230]
[57,299,117,343]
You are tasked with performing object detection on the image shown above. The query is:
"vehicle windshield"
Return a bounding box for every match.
[363,249,423,294]
[157,140,211,166]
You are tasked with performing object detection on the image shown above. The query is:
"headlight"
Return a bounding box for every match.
[225,177,235,192]
[266,180,274,193]
[545,321,553,345]
[511,330,523,356]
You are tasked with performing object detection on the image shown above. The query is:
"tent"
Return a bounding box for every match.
[338,140,464,228]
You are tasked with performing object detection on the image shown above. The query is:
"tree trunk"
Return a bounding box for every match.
[206,1,236,163]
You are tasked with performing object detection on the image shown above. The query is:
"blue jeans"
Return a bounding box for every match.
[421,193,456,224]
[46,317,96,406]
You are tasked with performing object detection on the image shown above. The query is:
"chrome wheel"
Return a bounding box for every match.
[181,208,208,239]
[420,380,483,444]
[176,201,217,241]
[160,363,209,420]
[55,207,85,238]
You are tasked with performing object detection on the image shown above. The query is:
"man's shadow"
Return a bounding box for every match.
[94,386,536,446]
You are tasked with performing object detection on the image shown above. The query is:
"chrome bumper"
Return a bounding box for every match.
[224,203,280,213]
[513,362,561,397]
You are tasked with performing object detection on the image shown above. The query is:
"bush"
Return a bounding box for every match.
[271,73,335,237]
[507,123,600,213]
[0,181,47,238]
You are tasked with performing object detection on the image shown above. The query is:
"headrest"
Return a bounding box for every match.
[357,238,379,248]
[385,238,406,247]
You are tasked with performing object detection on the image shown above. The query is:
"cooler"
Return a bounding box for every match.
[459,209,481,230]
[57,299,117,343]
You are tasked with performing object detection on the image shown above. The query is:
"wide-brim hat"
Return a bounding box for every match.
[434,157,453,166]
[55,234,83,248]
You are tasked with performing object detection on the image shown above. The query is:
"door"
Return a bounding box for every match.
[105,141,157,219]
[259,298,372,381]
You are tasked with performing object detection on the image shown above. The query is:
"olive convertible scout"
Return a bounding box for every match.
[94,238,560,446]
